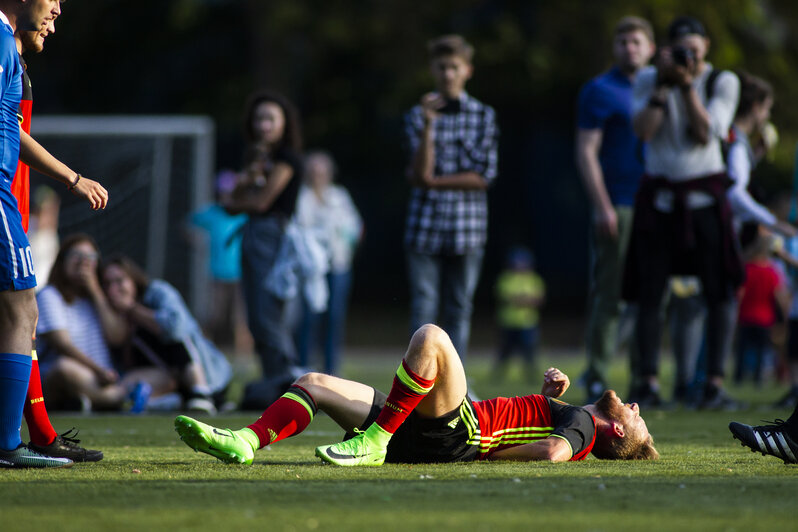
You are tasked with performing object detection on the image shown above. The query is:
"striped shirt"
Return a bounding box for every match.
[404,92,499,255]
[468,395,596,461]
[36,285,113,370]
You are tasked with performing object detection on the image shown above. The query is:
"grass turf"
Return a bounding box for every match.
[2,353,796,531]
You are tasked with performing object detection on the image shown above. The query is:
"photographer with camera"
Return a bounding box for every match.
[623,16,742,409]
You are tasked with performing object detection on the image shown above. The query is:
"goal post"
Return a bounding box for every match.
[29,115,216,317]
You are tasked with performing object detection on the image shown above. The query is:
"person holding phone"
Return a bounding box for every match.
[403,34,499,366]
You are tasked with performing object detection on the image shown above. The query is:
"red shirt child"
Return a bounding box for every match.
[738,259,784,327]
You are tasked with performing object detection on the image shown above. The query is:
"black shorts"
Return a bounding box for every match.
[347,388,479,464]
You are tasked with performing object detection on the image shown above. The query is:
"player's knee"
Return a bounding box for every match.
[0,290,37,333]
[411,323,450,352]
[294,371,328,390]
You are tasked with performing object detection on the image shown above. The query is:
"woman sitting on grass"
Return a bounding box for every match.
[100,254,232,414]
[37,234,144,411]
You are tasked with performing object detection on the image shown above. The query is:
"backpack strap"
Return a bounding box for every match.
[705,67,722,101]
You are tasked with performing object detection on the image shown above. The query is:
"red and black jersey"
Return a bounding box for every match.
[470,395,597,461]
[11,55,32,232]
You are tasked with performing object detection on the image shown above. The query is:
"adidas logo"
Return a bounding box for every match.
[447,416,461,429]
[268,429,278,443]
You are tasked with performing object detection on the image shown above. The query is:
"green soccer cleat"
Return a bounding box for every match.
[315,430,387,467]
[0,444,74,469]
[174,415,255,465]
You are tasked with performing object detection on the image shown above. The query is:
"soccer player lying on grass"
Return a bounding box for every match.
[175,324,658,465]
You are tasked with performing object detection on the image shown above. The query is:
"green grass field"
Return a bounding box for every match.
[1,350,796,532]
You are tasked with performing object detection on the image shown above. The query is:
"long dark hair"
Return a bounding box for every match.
[243,90,303,160]
[100,254,151,301]
[735,70,773,120]
[48,233,100,303]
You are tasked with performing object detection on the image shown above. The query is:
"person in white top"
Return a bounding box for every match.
[294,151,362,375]
[624,16,742,409]
[726,71,793,236]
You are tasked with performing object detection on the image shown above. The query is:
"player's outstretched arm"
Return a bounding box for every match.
[19,129,108,210]
[488,437,573,462]
[541,367,570,398]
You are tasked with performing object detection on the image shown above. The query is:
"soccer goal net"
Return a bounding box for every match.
[30,115,215,315]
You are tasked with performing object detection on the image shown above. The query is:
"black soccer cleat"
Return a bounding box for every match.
[729,420,798,464]
[29,428,103,463]
[0,444,73,468]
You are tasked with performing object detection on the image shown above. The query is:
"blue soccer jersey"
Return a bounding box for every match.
[0,13,35,291]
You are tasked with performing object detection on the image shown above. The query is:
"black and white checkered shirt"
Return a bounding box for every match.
[404,93,499,255]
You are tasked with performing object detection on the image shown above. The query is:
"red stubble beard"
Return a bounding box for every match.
[594,390,625,421]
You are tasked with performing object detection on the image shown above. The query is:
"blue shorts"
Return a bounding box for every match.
[0,184,36,291]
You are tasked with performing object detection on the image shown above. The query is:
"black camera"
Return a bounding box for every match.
[671,46,696,67]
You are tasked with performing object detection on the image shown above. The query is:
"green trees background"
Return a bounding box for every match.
[27,0,798,310]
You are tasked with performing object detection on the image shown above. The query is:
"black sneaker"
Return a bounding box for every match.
[0,444,73,468]
[729,419,798,464]
[29,428,103,463]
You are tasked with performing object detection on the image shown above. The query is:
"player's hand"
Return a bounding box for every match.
[541,367,570,398]
[71,176,109,210]
[421,92,446,124]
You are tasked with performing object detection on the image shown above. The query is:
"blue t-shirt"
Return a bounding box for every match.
[577,67,643,206]
[190,204,246,281]
[0,19,22,187]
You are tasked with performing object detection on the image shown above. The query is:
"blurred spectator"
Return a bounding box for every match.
[576,16,655,402]
[492,246,545,381]
[404,34,498,363]
[27,185,60,292]
[667,72,790,405]
[100,254,232,414]
[727,71,793,237]
[294,151,362,375]
[667,276,706,405]
[224,90,305,408]
[735,231,790,385]
[189,169,252,354]
[36,234,134,411]
[625,16,742,408]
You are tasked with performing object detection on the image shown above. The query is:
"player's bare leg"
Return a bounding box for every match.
[293,372,377,432]
[406,324,468,418]
[0,289,71,467]
[175,372,375,464]
[316,324,467,466]
[0,288,36,355]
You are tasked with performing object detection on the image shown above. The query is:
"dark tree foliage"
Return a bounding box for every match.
[26,0,798,309]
